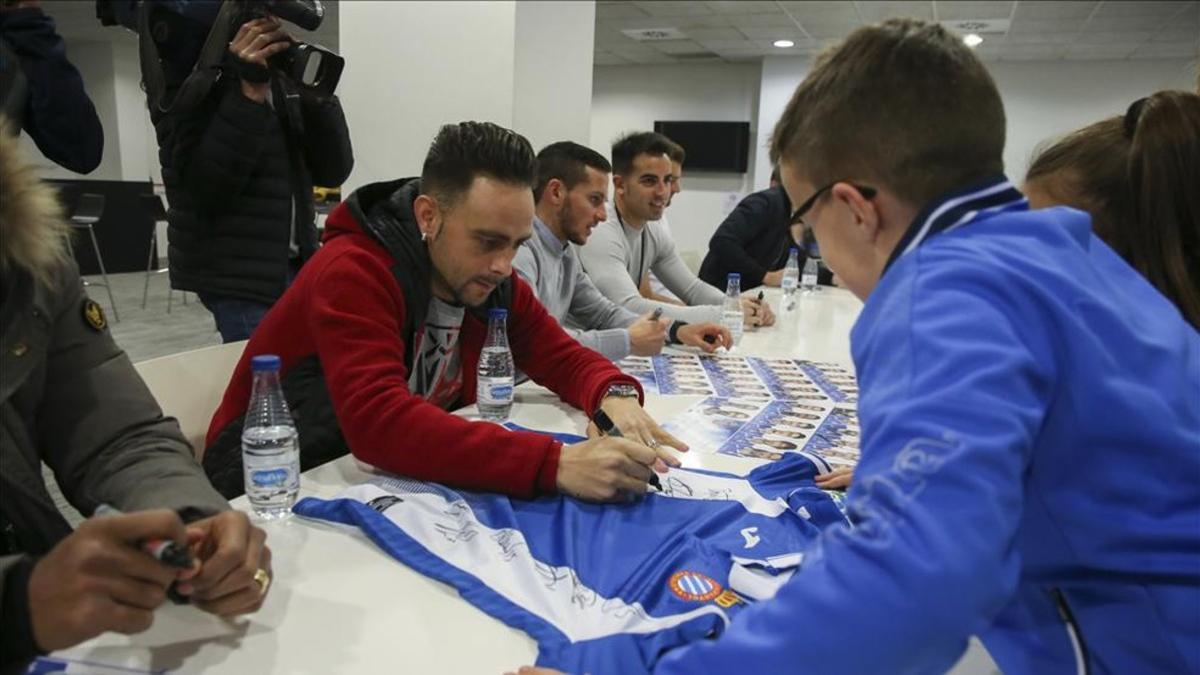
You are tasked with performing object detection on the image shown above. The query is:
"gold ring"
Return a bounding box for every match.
[253,568,271,596]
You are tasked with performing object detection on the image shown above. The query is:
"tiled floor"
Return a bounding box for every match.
[84,270,223,363]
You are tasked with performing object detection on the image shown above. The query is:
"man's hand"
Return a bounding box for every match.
[176,511,271,617]
[627,312,668,356]
[815,466,854,490]
[762,269,785,287]
[557,436,670,502]
[676,322,731,353]
[741,296,776,327]
[27,510,189,651]
[598,395,688,458]
[228,17,291,103]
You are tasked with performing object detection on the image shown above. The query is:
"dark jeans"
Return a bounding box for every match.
[197,295,272,343]
[198,259,299,343]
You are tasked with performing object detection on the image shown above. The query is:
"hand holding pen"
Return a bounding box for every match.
[25,507,195,651]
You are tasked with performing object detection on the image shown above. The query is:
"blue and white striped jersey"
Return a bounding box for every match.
[293,453,848,673]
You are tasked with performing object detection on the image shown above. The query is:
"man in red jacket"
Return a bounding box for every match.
[203,121,684,502]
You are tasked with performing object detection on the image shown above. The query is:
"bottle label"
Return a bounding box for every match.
[478,376,514,405]
[250,467,290,489]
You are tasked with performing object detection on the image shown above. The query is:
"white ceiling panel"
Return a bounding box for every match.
[1064,43,1141,59]
[1130,42,1199,57]
[738,25,809,39]
[630,1,717,17]
[682,27,750,40]
[1013,1,1100,20]
[1092,1,1191,18]
[592,1,1196,66]
[1008,17,1092,34]
[936,2,1016,21]
[726,12,796,28]
[705,1,783,14]
[856,1,935,22]
[597,3,651,20]
[652,39,713,54]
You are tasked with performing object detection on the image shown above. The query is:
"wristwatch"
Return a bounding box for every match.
[603,383,640,400]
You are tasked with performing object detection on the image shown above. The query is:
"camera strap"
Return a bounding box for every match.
[138,0,241,114]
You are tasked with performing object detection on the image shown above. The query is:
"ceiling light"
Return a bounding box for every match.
[773,39,795,48]
[963,33,984,48]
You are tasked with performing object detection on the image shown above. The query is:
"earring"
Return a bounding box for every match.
[421,230,428,242]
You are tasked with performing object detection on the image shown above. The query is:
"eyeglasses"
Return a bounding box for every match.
[790,181,877,227]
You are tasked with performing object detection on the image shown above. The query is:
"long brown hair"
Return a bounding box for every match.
[1028,91,1200,329]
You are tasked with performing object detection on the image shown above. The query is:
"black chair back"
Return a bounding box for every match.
[140,193,168,222]
[71,193,106,224]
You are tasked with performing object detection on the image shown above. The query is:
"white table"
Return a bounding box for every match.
[60,290,961,675]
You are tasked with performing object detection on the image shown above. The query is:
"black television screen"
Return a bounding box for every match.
[653,121,750,173]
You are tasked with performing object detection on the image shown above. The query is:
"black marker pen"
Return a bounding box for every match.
[592,409,663,491]
[93,504,194,569]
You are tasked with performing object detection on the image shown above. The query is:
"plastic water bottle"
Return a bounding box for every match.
[477,308,515,421]
[781,247,800,310]
[801,256,819,294]
[722,273,745,348]
[242,355,300,520]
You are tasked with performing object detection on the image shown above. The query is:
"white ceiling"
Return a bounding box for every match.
[39,0,340,51]
[594,0,1200,64]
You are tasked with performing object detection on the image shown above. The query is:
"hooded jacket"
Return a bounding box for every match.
[0,127,228,669]
[203,178,640,499]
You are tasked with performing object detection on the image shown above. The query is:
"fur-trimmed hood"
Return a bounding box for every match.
[0,119,70,287]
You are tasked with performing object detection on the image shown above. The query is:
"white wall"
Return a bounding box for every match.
[111,36,158,183]
[339,1,520,191]
[753,56,809,192]
[989,59,1196,180]
[513,1,595,152]
[590,62,761,257]
[754,56,1197,186]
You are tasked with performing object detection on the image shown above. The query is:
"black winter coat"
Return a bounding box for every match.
[152,75,353,303]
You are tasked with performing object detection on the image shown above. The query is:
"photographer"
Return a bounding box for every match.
[153,10,353,342]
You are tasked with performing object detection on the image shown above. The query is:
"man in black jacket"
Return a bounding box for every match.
[153,15,353,342]
[699,169,804,291]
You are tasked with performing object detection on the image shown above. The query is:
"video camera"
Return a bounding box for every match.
[97,0,343,113]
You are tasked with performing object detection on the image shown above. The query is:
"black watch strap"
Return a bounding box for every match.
[668,320,687,344]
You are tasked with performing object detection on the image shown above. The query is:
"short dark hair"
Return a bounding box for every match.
[769,18,1005,206]
[664,138,686,165]
[533,141,612,202]
[421,121,536,208]
[611,131,675,176]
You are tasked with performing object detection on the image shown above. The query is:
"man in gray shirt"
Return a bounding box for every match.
[576,132,774,328]
[513,142,729,361]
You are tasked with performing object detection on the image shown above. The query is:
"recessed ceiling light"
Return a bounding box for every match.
[773,39,795,48]
[963,33,984,48]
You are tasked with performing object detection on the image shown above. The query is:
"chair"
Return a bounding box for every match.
[67,193,118,322]
[134,340,247,457]
[139,193,188,312]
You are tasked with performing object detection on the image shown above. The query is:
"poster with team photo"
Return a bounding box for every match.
[616,355,857,403]
[661,396,861,470]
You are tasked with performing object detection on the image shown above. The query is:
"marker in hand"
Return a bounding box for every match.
[592,408,663,491]
[94,504,194,602]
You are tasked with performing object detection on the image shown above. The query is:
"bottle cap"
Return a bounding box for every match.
[790,247,799,254]
[488,308,508,321]
[251,354,282,372]
[728,273,741,281]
